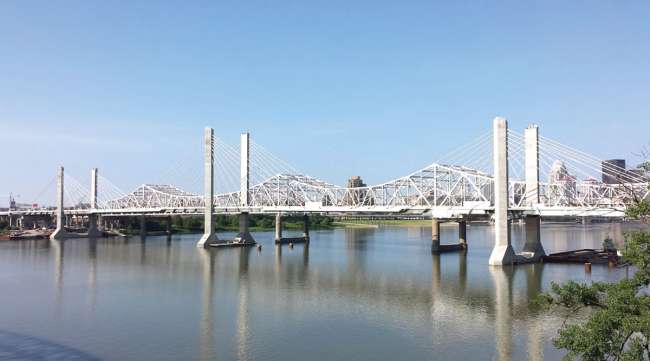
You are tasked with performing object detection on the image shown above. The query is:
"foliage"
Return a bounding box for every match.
[538,201,650,360]
[636,161,650,173]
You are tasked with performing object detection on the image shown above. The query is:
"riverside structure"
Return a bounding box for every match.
[2,118,648,265]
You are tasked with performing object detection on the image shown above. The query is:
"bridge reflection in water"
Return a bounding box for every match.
[0,223,637,360]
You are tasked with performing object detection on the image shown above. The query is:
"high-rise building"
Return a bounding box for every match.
[602,159,626,184]
[347,176,366,188]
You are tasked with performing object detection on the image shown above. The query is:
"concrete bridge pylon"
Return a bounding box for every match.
[488,117,516,265]
[50,166,68,240]
[87,168,103,237]
[197,127,219,247]
[234,132,255,245]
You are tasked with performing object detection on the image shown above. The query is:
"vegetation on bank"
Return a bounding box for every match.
[538,192,650,359]
[332,219,431,227]
[119,214,335,234]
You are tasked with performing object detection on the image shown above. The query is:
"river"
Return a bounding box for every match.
[0,222,644,360]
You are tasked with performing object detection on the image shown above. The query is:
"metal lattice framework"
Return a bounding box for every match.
[98,164,649,217]
[5,124,649,218]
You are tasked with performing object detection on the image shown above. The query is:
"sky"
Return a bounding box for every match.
[1,0,649,205]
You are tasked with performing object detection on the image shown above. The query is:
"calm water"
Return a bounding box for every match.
[0,222,644,361]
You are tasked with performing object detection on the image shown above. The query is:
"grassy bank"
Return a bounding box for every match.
[332,219,431,227]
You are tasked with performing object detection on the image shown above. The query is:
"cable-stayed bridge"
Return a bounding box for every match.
[3,117,648,265]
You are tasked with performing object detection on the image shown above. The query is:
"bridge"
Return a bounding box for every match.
[2,117,648,265]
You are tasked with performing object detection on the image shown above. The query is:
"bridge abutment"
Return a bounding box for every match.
[50,166,68,240]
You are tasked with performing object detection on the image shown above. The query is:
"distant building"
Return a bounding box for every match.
[602,159,626,184]
[347,176,366,188]
[602,159,648,184]
[344,176,371,205]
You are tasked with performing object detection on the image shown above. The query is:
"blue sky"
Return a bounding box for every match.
[1,1,649,204]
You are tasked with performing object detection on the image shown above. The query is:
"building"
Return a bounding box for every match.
[602,159,648,184]
[347,176,366,188]
[602,159,627,184]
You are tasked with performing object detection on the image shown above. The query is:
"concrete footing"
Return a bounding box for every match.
[50,166,67,241]
[519,215,545,262]
[87,214,103,238]
[275,213,310,245]
[233,213,256,244]
[431,218,467,253]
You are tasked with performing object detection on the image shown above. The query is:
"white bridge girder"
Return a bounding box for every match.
[67,162,648,217]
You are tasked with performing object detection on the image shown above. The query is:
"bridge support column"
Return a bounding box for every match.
[166,216,172,236]
[87,168,102,237]
[50,166,68,240]
[198,127,219,247]
[302,214,310,243]
[519,124,545,262]
[233,133,256,245]
[431,218,440,253]
[489,117,515,265]
[234,213,256,244]
[523,215,544,261]
[139,215,146,240]
[458,220,467,248]
[274,213,283,243]
[8,214,13,229]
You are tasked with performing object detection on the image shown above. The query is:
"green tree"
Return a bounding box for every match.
[539,197,650,360]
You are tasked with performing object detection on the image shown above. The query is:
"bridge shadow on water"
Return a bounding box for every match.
[0,330,102,361]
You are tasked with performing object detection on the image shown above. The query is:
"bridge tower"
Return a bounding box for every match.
[234,132,256,244]
[50,166,68,240]
[87,168,103,237]
[197,127,219,247]
[488,117,515,265]
[522,124,545,260]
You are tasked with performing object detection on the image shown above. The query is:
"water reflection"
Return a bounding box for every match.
[199,249,215,361]
[51,239,64,307]
[237,248,251,361]
[0,223,641,360]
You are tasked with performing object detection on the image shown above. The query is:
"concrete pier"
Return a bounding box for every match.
[274,213,309,245]
[431,218,465,253]
[489,117,515,265]
[233,132,256,245]
[302,214,310,242]
[519,124,545,262]
[50,166,67,240]
[458,220,467,247]
[234,213,255,244]
[198,127,219,247]
[87,168,103,237]
[522,215,544,260]
[275,213,283,242]
[139,215,146,240]
[431,218,440,252]
[165,216,172,235]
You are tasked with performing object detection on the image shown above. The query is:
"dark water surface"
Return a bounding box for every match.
[0,222,644,361]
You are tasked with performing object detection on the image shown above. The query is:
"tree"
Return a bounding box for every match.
[538,196,650,360]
